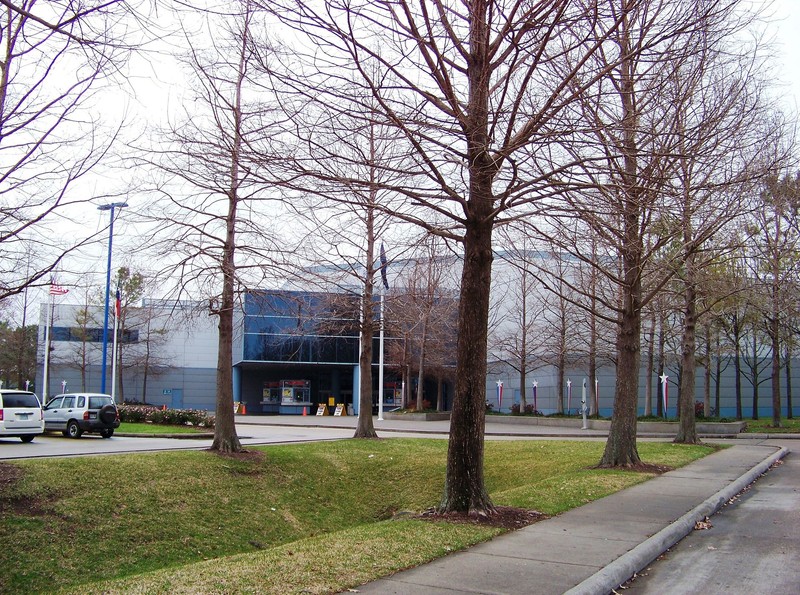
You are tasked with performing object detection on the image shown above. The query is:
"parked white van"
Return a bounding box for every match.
[0,389,44,442]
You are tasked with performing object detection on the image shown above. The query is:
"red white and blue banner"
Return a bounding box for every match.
[496,380,503,411]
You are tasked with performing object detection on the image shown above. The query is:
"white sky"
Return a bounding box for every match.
[13,1,800,325]
[762,0,800,113]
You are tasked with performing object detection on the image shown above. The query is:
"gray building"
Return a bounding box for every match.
[37,253,800,420]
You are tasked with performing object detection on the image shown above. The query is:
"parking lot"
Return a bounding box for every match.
[0,423,358,460]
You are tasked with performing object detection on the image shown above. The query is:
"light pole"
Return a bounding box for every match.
[98,202,127,394]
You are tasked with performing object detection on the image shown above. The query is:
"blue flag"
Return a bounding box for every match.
[379,243,389,290]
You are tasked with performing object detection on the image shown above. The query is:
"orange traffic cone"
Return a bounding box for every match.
[162,404,166,411]
[241,403,247,415]
[302,406,307,416]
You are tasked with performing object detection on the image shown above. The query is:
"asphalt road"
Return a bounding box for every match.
[0,423,358,459]
[624,439,799,595]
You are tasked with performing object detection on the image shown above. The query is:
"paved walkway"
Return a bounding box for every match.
[234,415,794,594]
[352,444,787,595]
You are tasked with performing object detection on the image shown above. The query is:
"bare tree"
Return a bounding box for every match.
[278,116,407,438]
[748,173,800,427]
[490,244,546,415]
[526,0,773,463]
[136,2,286,452]
[261,0,640,514]
[62,289,97,391]
[667,40,784,443]
[0,1,144,300]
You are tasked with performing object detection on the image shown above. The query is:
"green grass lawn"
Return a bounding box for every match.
[742,417,800,433]
[0,439,714,595]
[118,422,211,435]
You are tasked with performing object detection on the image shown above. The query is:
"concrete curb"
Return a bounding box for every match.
[564,446,789,595]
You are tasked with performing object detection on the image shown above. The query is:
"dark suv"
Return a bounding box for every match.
[43,393,120,438]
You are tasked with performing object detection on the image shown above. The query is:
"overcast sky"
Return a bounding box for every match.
[16,1,800,324]
[765,0,800,111]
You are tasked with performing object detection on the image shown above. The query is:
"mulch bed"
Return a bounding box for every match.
[419,506,547,530]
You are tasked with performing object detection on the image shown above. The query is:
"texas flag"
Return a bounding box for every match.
[114,289,121,319]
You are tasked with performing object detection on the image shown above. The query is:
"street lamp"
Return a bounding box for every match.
[98,202,127,394]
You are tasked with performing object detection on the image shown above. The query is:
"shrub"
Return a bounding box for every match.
[407,399,432,412]
[119,403,215,428]
[694,401,705,419]
[510,403,543,416]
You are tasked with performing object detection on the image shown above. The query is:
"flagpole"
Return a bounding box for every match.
[111,295,120,403]
[377,242,389,421]
[378,290,385,421]
[42,292,53,403]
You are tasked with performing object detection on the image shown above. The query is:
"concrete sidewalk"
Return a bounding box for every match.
[351,444,788,595]
[234,413,800,441]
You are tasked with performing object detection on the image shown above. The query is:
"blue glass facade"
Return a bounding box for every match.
[241,291,361,365]
[235,290,404,415]
[51,326,139,344]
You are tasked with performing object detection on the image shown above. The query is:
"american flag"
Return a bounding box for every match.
[49,282,69,296]
[114,289,121,318]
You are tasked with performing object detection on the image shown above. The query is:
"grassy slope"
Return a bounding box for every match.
[0,439,714,594]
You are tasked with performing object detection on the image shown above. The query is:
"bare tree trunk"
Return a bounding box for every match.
[589,284,598,417]
[601,302,642,466]
[644,309,656,417]
[600,15,642,466]
[785,346,793,419]
[354,206,378,438]
[519,269,528,413]
[752,332,760,420]
[715,334,722,416]
[675,253,699,444]
[657,311,666,417]
[212,194,241,451]
[210,16,249,454]
[416,315,428,411]
[556,350,565,415]
[355,291,377,437]
[770,318,780,426]
[212,298,241,452]
[734,319,743,420]
[703,328,711,418]
[771,228,782,427]
[440,218,494,513]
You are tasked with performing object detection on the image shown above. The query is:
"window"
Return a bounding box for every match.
[77,396,85,408]
[1,392,40,408]
[89,396,113,409]
[62,397,75,408]
[51,326,139,343]
[46,397,63,409]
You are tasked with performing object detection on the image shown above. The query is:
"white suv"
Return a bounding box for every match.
[43,393,120,438]
[0,389,44,442]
